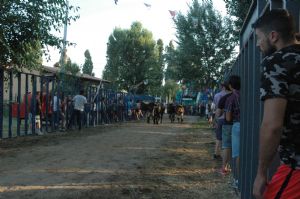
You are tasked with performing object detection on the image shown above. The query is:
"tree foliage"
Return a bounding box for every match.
[165,41,179,81]
[103,22,164,95]
[65,58,80,75]
[0,0,79,70]
[224,0,252,41]
[166,0,236,89]
[82,49,94,76]
[58,58,81,95]
[162,80,180,103]
[147,39,164,96]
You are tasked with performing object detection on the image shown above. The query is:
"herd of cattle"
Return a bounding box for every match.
[140,102,185,124]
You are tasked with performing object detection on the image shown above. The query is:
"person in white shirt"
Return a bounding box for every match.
[67,90,87,130]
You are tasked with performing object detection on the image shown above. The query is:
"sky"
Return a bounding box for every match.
[43,0,227,78]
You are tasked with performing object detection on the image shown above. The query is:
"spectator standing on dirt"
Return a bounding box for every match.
[67,90,87,131]
[127,99,133,120]
[252,9,300,199]
[33,91,42,135]
[205,100,211,120]
[217,85,232,175]
[224,75,240,188]
[66,95,73,126]
[117,97,125,122]
[99,97,107,124]
[212,82,231,160]
[53,91,66,131]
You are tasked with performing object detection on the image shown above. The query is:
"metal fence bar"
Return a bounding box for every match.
[249,34,260,196]
[99,88,102,125]
[246,40,253,197]
[105,89,108,124]
[55,79,60,131]
[88,86,92,127]
[32,76,37,135]
[25,74,29,135]
[101,89,105,124]
[17,73,21,136]
[239,49,244,198]
[45,79,49,133]
[40,76,43,133]
[8,71,13,138]
[243,43,251,198]
[0,68,3,139]
[246,39,253,197]
[51,78,55,132]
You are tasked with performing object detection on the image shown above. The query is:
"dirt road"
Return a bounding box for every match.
[0,116,238,199]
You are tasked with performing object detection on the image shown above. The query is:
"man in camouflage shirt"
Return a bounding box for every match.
[252,9,300,199]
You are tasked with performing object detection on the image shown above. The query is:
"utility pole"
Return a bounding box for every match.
[60,0,68,66]
[60,0,69,93]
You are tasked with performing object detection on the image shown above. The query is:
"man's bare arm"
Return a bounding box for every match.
[225,111,232,122]
[257,98,287,175]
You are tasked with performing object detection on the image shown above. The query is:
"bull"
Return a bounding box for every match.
[167,103,176,123]
[176,104,184,123]
[141,101,155,123]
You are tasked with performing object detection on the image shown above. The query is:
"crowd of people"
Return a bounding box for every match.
[208,9,300,199]
[26,88,150,134]
[210,75,241,189]
[24,86,189,135]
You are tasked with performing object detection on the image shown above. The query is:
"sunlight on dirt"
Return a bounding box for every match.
[0,116,238,199]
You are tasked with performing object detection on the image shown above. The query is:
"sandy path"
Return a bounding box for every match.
[0,116,237,199]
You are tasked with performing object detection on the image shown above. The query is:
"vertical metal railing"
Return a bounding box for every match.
[0,69,153,140]
[8,71,13,138]
[17,73,21,136]
[51,78,55,132]
[45,78,50,133]
[0,68,3,139]
[25,74,29,135]
[229,0,300,198]
[31,75,37,135]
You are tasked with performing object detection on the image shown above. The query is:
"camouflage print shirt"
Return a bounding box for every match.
[260,44,300,168]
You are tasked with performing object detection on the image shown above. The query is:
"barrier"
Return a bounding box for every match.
[0,69,148,139]
[229,1,300,198]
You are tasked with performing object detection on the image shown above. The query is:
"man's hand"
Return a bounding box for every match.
[253,173,267,199]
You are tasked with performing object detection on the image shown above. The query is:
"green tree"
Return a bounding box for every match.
[173,0,236,89]
[162,80,180,103]
[82,49,94,76]
[58,58,81,94]
[102,28,125,90]
[65,58,80,75]
[165,41,179,81]
[146,39,164,96]
[103,22,164,94]
[224,0,252,41]
[0,0,79,70]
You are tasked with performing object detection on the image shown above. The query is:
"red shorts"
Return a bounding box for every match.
[264,164,300,199]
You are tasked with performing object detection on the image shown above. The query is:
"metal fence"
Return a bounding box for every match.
[0,68,152,139]
[229,0,300,198]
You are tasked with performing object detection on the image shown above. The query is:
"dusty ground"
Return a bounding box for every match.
[0,116,238,199]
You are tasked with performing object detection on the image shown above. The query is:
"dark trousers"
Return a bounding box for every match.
[100,110,108,124]
[68,109,82,130]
